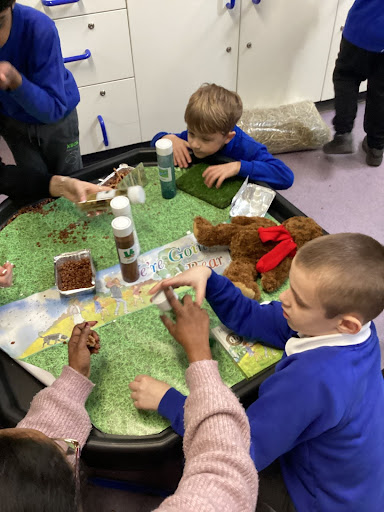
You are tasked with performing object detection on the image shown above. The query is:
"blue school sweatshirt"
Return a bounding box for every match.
[343,0,384,53]
[0,4,79,124]
[159,271,384,512]
[151,126,294,190]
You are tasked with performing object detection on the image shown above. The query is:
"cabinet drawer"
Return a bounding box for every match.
[77,79,141,156]
[20,0,126,20]
[57,10,134,87]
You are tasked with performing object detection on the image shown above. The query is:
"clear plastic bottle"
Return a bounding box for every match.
[155,138,177,199]
[111,216,139,283]
[110,195,141,255]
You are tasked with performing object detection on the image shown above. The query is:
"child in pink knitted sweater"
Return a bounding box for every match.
[0,294,258,512]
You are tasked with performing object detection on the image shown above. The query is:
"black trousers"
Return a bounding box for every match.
[0,108,82,176]
[333,37,384,149]
[256,460,296,512]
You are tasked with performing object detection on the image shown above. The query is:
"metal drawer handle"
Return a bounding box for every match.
[97,115,109,147]
[226,0,236,9]
[41,0,80,6]
[63,49,91,64]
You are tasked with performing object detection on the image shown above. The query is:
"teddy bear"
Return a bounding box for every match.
[193,215,323,300]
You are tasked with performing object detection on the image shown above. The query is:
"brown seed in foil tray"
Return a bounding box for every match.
[57,258,93,291]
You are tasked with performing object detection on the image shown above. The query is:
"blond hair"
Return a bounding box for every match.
[295,233,384,323]
[184,83,243,135]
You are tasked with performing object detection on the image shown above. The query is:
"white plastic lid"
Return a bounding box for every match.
[111,216,133,238]
[110,195,131,217]
[151,287,178,312]
[155,138,173,156]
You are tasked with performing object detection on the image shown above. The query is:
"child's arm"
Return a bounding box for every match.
[156,361,258,512]
[151,130,191,168]
[5,22,78,124]
[17,323,99,450]
[206,271,294,348]
[221,128,294,190]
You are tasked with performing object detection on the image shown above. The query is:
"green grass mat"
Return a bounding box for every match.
[0,166,233,307]
[176,163,244,209]
[1,164,288,436]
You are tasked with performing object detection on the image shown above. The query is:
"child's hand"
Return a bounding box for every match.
[68,321,100,379]
[129,375,171,411]
[161,288,211,363]
[163,135,192,168]
[49,175,112,203]
[0,61,22,91]
[203,161,241,188]
[0,261,14,288]
[149,266,212,307]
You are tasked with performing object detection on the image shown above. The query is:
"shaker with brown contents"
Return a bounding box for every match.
[111,216,139,283]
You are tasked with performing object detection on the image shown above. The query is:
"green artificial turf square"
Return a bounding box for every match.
[176,163,244,209]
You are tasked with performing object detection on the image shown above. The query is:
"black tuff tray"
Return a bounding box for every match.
[0,148,308,475]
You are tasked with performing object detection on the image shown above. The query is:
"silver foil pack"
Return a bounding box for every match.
[230,178,276,218]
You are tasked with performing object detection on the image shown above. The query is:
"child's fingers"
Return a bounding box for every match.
[160,314,176,336]
[164,287,183,313]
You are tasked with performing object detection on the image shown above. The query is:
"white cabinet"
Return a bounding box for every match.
[238,0,337,108]
[56,10,134,88]
[20,0,126,20]
[77,79,141,156]
[127,0,240,141]
[321,0,366,101]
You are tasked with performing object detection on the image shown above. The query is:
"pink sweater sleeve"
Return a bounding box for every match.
[16,365,94,450]
[155,360,258,512]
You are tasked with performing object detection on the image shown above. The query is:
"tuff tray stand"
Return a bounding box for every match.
[0,148,311,487]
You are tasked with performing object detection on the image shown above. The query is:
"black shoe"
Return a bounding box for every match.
[362,137,383,167]
[323,133,354,154]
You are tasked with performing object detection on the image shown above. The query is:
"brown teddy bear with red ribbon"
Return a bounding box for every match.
[193,215,323,300]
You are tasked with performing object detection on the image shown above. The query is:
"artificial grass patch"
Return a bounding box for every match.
[176,163,244,209]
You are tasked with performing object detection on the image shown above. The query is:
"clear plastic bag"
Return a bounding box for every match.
[238,101,331,154]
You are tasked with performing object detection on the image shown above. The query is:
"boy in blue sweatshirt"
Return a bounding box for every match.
[0,1,81,175]
[132,233,384,512]
[151,83,294,190]
[323,0,384,166]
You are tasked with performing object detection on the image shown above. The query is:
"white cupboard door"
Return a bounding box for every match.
[127,0,240,141]
[321,0,366,101]
[238,0,338,108]
[20,0,126,20]
[56,10,134,88]
[77,79,141,156]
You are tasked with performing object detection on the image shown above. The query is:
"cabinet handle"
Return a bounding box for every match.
[41,0,80,6]
[252,0,261,4]
[63,49,91,64]
[246,42,252,49]
[226,0,236,9]
[97,115,109,147]
[226,47,232,53]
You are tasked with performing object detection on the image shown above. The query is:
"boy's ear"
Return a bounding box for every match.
[337,315,362,335]
[224,131,236,144]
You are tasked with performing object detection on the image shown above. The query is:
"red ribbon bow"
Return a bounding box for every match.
[256,226,297,273]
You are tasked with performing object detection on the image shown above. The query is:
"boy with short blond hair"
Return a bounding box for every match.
[133,232,384,512]
[151,83,294,190]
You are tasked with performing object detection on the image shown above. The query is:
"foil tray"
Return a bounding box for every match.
[230,178,276,218]
[54,249,96,297]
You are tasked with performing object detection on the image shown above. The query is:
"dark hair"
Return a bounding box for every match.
[0,1,14,13]
[295,233,384,323]
[0,435,77,512]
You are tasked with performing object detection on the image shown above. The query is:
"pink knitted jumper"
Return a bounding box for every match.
[17,361,258,512]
